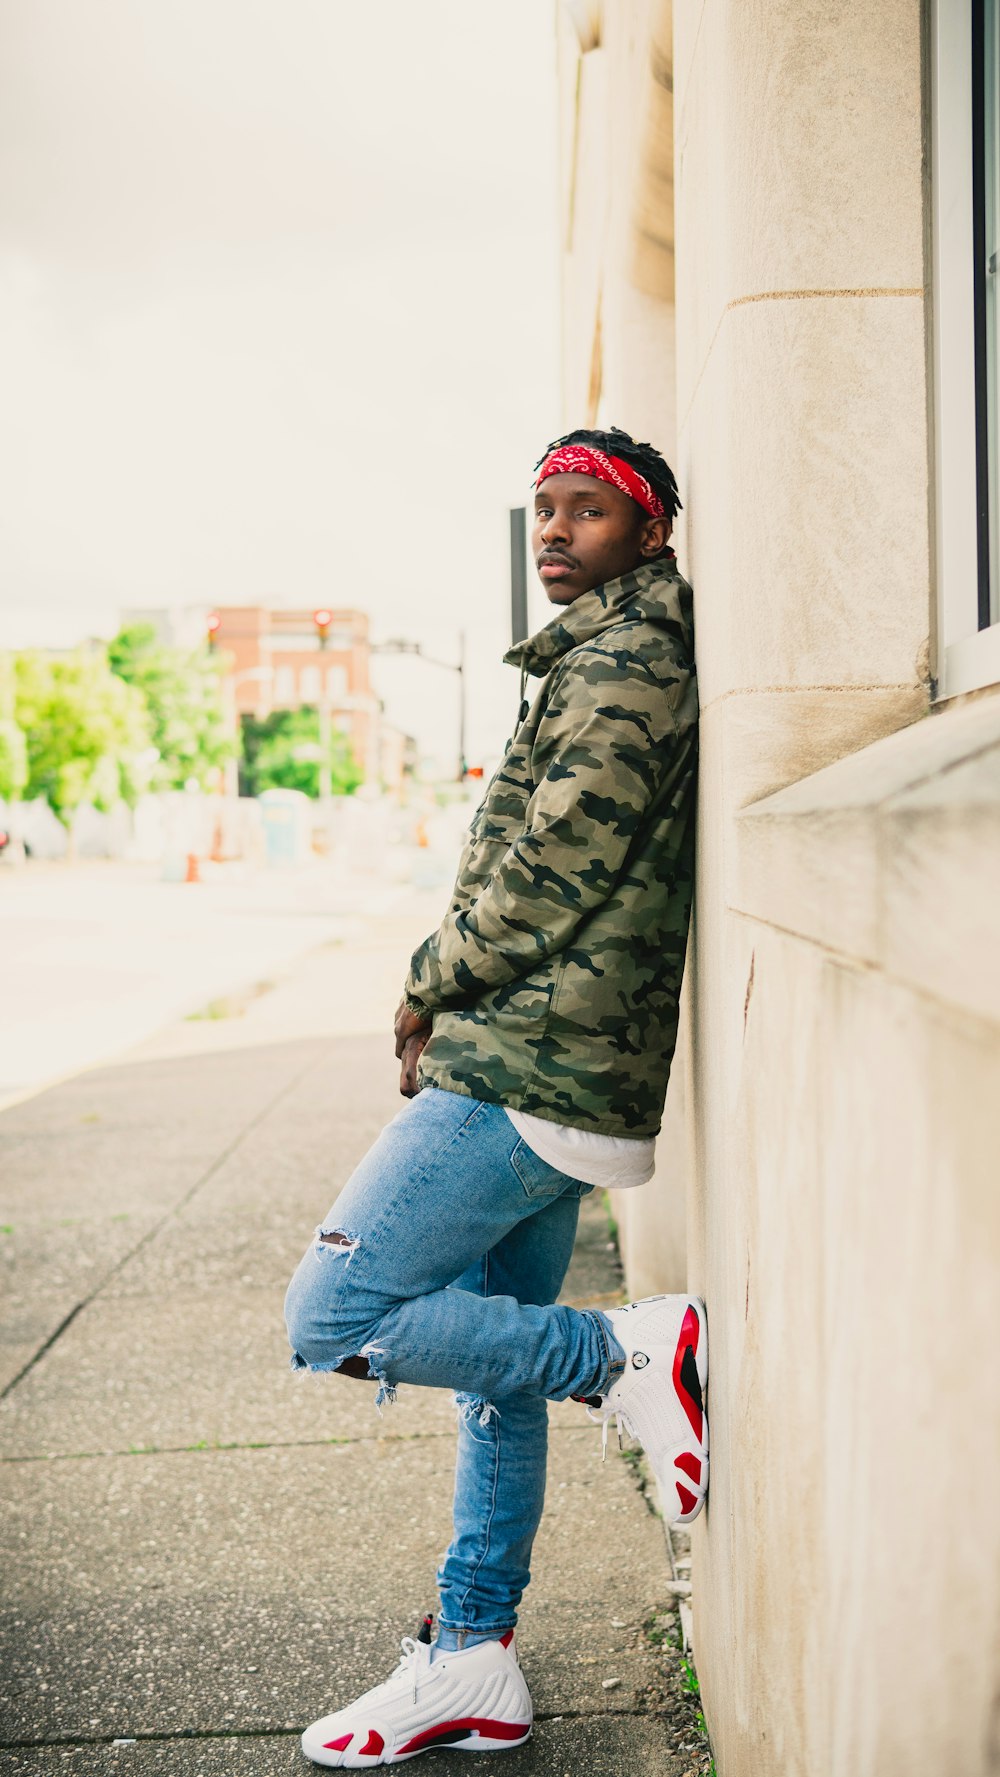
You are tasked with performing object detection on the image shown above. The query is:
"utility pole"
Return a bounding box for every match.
[372,637,467,782]
[509,507,528,647]
[313,608,332,802]
[457,629,466,783]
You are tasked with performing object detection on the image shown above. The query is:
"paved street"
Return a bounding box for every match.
[0,853,429,1113]
[1,901,701,1775]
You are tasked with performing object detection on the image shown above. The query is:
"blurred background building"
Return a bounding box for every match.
[210,606,368,719]
[555,2,1000,1773]
[207,604,382,786]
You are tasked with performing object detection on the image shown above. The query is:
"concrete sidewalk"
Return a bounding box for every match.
[0,908,707,1776]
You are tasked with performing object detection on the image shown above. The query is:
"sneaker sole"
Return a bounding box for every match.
[669,1294,709,1526]
[302,1723,532,1766]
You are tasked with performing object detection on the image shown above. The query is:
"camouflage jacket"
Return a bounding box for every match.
[405,554,698,1139]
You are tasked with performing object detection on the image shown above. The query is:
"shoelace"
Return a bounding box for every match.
[587,1402,633,1459]
[383,1636,424,1705]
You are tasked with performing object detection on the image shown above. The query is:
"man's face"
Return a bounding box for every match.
[532,473,671,605]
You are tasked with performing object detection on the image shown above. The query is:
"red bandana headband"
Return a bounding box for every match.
[535,443,665,519]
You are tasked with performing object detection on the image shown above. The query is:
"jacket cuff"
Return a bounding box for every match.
[403,990,433,1023]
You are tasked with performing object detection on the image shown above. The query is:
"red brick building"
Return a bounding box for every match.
[211,605,379,780]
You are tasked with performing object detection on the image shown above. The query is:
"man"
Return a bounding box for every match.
[285,426,707,1768]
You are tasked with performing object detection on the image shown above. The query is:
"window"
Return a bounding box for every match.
[299,665,321,704]
[932,0,1000,694]
[273,665,296,704]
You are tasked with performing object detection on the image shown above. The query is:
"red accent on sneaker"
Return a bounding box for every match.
[500,1630,514,1648]
[322,1733,353,1751]
[358,1730,384,1756]
[397,1717,531,1754]
[677,1482,699,1517]
[675,1450,702,1484]
[672,1306,703,1441]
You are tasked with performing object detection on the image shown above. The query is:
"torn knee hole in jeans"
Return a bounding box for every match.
[308,1229,393,1411]
[331,1344,397,1415]
[455,1391,500,1434]
[359,1342,396,1415]
[334,1355,370,1381]
[314,1227,360,1263]
[331,1342,396,1414]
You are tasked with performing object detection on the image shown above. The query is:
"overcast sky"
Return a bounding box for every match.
[0,0,562,768]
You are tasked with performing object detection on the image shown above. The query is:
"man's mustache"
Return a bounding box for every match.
[536,549,580,568]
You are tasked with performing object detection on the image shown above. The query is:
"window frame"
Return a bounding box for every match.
[931,0,1000,696]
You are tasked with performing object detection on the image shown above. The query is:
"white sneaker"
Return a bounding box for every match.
[300,1631,533,1767]
[592,1294,709,1526]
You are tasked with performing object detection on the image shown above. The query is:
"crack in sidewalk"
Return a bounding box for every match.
[0,1419,594,1465]
[0,1708,663,1751]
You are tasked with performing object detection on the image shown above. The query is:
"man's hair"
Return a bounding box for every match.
[534,425,682,523]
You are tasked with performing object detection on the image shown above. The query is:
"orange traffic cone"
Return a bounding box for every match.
[184,852,201,884]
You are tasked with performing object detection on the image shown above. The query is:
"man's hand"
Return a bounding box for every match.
[395,995,432,1097]
[394,997,432,1059]
[399,1029,431,1098]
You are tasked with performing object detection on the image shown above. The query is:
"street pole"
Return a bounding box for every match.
[457,629,466,784]
[509,507,528,647]
[224,666,274,799]
[370,636,467,784]
[318,671,331,803]
[319,675,330,803]
[313,609,333,803]
[223,675,239,799]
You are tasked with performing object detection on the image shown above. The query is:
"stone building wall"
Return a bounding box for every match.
[556,3,1000,1771]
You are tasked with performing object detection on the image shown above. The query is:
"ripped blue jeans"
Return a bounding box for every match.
[283,1086,625,1638]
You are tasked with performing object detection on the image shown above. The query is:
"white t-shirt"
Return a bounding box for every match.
[505,1107,655,1191]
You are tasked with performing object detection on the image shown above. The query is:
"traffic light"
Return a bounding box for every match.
[207,612,221,650]
[313,608,333,648]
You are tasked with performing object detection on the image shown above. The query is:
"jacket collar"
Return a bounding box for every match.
[503,552,691,681]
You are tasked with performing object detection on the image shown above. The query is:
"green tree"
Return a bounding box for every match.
[0,654,27,800]
[107,623,234,791]
[13,650,153,822]
[240,707,364,798]
[0,720,28,800]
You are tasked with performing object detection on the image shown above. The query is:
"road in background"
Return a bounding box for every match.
[0,849,454,1112]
